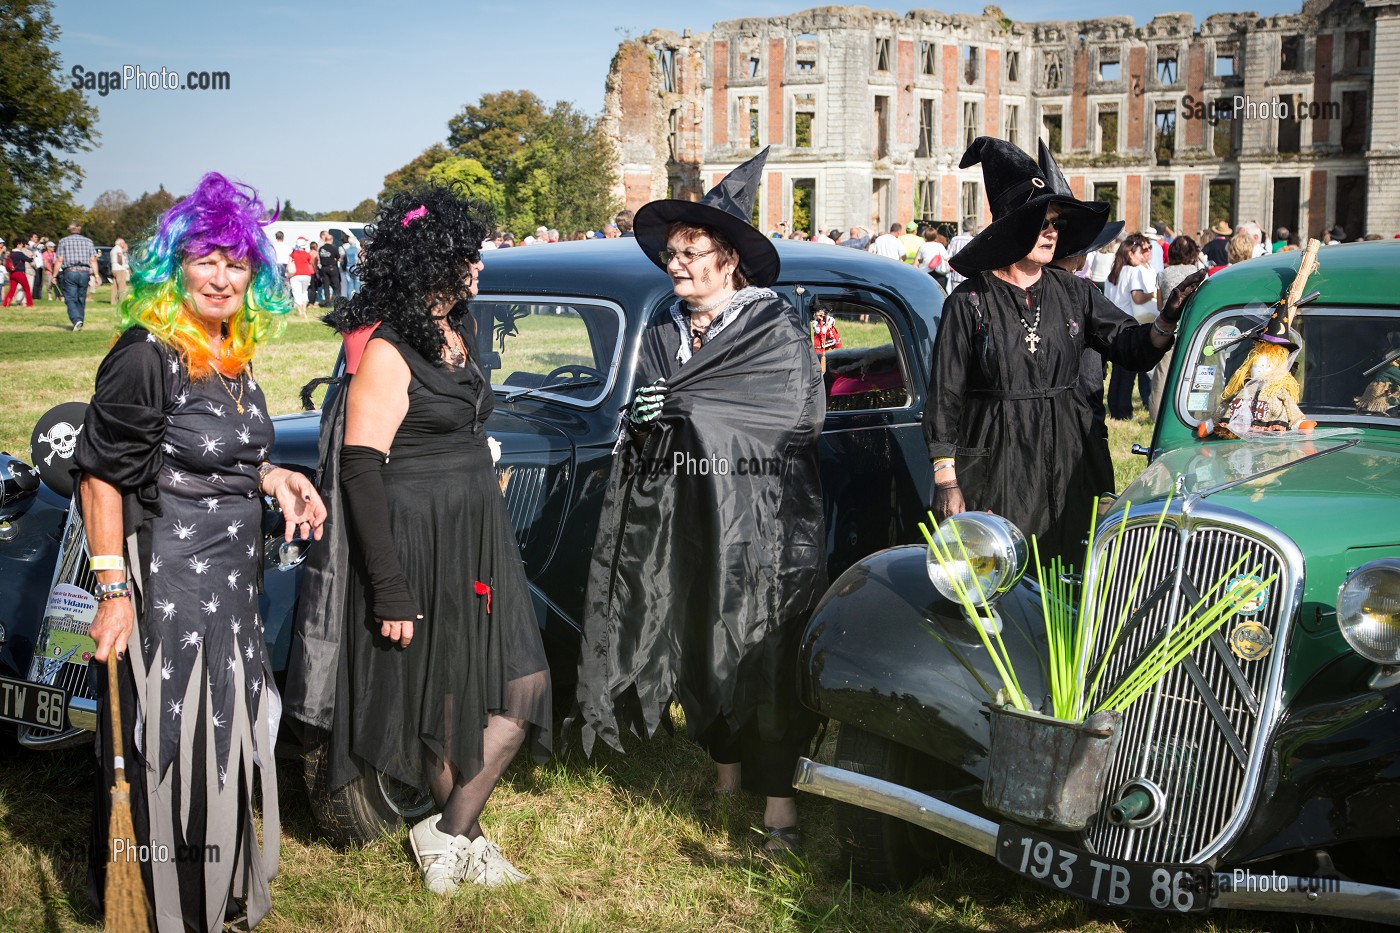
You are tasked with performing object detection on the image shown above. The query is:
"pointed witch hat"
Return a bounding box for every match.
[1036,139,1124,258]
[634,147,780,287]
[949,136,1109,276]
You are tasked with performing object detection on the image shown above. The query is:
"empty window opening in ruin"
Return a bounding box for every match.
[874,95,891,158]
[1212,98,1236,158]
[1272,177,1300,242]
[1278,94,1301,153]
[963,44,980,84]
[1099,49,1121,82]
[1097,107,1119,154]
[960,181,980,227]
[1215,43,1238,77]
[1280,35,1302,72]
[875,37,891,72]
[917,178,936,220]
[1007,50,1020,83]
[917,99,936,157]
[1345,31,1371,70]
[963,100,981,150]
[796,34,817,71]
[739,96,760,148]
[792,178,816,234]
[738,38,762,79]
[1155,108,1176,161]
[794,94,815,147]
[1042,110,1063,153]
[1334,175,1366,241]
[1209,179,1235,228]
[1157,47,1178,83]
[1093,182,1120,219]
[1042,50,1064,89]
[1341,90,1368,153]
[1005,104,1021,150]
[872,177,891,229]
[667,108,679,160]
[1150,181,1176,228]
[921,41,937,75]
[657,47,677,93]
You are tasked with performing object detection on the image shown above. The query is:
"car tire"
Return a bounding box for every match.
[301,740,434,846]
[833,724,960,891]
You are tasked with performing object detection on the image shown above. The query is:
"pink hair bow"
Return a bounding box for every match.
[402,205,428,227]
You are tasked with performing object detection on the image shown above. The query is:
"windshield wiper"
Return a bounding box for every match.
[499,376,602,402]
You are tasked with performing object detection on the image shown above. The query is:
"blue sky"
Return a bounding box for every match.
[58,0,1299,213]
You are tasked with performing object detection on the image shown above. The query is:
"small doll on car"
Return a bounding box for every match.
[1197,304,1316,439]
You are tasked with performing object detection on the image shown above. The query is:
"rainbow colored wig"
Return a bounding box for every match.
[120,172,291,379]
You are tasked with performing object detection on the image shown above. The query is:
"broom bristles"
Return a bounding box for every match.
[105,776,150,932]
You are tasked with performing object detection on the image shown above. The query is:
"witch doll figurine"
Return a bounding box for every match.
[1197,303,1316,439]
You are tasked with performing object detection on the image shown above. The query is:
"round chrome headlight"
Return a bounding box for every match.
[924,512,1028,606]
[1336,559,1400,664]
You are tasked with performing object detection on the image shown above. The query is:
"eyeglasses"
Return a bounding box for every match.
[659,246,718,265]
[1040,216,1068,232]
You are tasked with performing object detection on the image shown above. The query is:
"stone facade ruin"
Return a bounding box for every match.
[604,0,1400,241]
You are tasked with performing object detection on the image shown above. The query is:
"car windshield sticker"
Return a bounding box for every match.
[41,583,98,666]
[1229,620,1274,661]
[1187,391,1210,411]
[1211,325,1242,351]
[1192,366,1216,391]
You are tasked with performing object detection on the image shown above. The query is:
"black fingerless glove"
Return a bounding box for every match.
[340,444,421,621]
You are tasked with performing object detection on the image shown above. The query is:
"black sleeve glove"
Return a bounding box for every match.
[340,444,421,622]
[1160,268,1208,325]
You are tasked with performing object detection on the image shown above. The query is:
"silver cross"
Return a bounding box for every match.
[1024,330,1041,354]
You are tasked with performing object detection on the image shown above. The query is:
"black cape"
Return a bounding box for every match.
[923,268,1166,565]
[577,290,826,753]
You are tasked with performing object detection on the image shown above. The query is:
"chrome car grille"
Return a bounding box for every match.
[1079,504,1301,864]
[496,464,548,549]
[20,505,96,746]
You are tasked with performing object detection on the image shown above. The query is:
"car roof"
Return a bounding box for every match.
[476,237,940,312]
[1194,240,1400,314]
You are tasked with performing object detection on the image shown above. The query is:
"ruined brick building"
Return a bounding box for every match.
[604,0,1399,241]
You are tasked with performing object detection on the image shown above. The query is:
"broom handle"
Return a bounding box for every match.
[1284,239,1322,327]
[107,654,126,781]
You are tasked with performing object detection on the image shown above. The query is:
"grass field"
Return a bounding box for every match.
[2,304,1364,933]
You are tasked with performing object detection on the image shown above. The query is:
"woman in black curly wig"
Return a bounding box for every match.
[316,185,552,893]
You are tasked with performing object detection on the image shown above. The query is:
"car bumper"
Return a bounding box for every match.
[793,757,1400,924]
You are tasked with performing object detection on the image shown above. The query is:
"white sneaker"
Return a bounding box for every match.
[409,814,471,896]
[461,835,529,887]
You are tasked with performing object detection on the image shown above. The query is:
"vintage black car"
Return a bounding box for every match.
[0,238,943,842]
[794,240,1400,925]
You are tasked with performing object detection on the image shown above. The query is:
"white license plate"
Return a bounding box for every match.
[0,675,67,731]
[996,823,1211,912]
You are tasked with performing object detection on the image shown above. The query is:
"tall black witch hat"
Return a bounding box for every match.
[1037,139,1123,259]
[634,147,780,287]
[949,137,1109,276]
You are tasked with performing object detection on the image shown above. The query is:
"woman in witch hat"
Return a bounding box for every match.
[576,148,825,856]
[923,137,1207,564]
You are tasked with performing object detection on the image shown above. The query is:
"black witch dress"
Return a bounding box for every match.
[326,324,551,793]
[577,288,826,769]
[923,267,1167,563]
[76,327,280,933]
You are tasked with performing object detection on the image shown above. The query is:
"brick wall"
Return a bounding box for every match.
[1313,34,1333,146]
[1072,47,1089,150]
[897,39,915,146]
[1307,169,1328,238]
[1185,45,1205,148]
[1128,46,1146,151]
[713,40,729,147]
[768,38,785,145]
[1183,173,1202,233]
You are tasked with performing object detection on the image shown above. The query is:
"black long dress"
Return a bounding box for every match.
[577,288,826,762]
[76,327,279,933]
[328,324,551,793]
[923,267,1167,565]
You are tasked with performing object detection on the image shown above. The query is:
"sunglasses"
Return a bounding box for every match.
[1041,216,1069,233]
[659,246,717,265]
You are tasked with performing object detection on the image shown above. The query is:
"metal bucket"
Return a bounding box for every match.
[982,705,1123,831]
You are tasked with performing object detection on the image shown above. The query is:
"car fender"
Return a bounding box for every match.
[798,544,1051,780]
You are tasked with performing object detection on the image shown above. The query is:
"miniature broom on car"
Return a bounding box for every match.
[105,658,150,931]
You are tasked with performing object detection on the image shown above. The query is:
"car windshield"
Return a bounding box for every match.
[1177,306,1400,428]
[470,296,623,407]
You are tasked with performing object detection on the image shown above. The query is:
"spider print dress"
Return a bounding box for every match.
[76,326,280,933]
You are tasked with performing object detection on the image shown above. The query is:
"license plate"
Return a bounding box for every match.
[0,675,67,731]
[996,823,1211,913]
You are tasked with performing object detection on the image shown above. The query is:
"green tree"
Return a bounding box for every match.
[446,91,547,183]
[347,198,377,222]
[425,156,505,217]
[83,189,129,245]
[381,143,451,200]
[278,199,315,221]
[116,187,176,243]
[0,0,100,235]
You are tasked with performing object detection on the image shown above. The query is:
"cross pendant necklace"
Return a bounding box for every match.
[1016,291,1042,354]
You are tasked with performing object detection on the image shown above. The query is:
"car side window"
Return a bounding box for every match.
[812,302,910,412]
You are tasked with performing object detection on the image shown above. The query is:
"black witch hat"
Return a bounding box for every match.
[634,147,780,287]
[948,137,1109,276]
[1036,139,1124,259]
[1259,302,1300,351]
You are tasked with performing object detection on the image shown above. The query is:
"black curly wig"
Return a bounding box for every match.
[325,185,493,364]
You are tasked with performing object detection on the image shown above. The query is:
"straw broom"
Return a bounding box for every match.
[105,656,151,931]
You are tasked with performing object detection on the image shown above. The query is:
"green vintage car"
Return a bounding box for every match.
[795,240,1400,923]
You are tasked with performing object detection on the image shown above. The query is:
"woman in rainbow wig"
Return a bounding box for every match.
[75,172,326,931]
